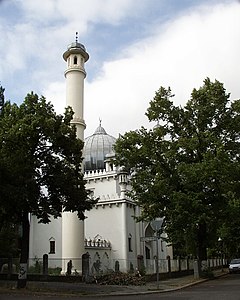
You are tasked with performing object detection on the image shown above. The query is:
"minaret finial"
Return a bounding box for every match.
[75,32,78,43]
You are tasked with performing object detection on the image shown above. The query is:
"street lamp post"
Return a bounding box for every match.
[153,235,160,289]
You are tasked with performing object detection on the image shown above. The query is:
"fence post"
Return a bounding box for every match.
[193,259,200,279]
[115,261,120,272]
[82,252,90,282]
[167,255,171,278]
[137,255,145,275]
[7,257,13,279]
[43,254,48,275]
[186,257,189,274]
[178,256,181,272]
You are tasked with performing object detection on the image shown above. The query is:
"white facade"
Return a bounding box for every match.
[84,163,144,272]
[29,158,172,273]
[28,39,172,275]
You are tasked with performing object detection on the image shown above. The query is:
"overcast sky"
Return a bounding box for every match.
[0,0,240,137]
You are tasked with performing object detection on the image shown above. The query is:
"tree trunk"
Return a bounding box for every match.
[17,211,30,289]
[196,222,208,277]
[197,222,207,261]
[7,257,13,279]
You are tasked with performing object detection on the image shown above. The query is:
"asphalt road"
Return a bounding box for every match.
[0,274,240,300]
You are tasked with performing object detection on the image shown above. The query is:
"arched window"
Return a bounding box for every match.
[49,237,55,254]
[128,234,133,252]
[74,56,78,64]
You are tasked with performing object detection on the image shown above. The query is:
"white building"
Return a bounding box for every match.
[29,38,172,275]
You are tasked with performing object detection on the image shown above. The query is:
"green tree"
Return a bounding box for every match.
[114,78,240,262]
[0,91,96,287]
[0,85,4,114]
[0,225,19,257]
[0,224,20,277]
[219,198,240,258]
[0,224,19,258]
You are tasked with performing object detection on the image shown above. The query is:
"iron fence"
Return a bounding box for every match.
[0,256,228,276]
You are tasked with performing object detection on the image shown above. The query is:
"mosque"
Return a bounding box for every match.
[28,38,172,275]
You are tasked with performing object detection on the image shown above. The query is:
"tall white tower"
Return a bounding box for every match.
[63,35,89,139]
[61,35,89,274]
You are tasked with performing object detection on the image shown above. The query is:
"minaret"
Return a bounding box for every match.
[63,32,89,139]
[61,33,89,274]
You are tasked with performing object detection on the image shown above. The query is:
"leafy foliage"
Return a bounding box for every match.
[114,79,240,259]
[0,225,19,257]
[96,272,146,286]
[219,198,240,258]
[0,85,4,114]
[0,91,95,225]
[0,87,96,288]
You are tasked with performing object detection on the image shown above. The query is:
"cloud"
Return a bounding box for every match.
[17,0,144,28]
[43,81,65,115]
[84,1,240,137]
[1,0,240,140]
[0,0,149,102]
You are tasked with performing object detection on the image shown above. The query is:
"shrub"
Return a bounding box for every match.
[96,272,146,286]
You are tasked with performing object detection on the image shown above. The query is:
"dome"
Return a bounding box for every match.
[84,124,116,171]
[68,42,86,52]
[63,41,89,62]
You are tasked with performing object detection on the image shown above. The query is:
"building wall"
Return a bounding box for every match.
[28,168,172,273]
[85,170,119,198]
[29,215,62,268]
[85,204,126,261]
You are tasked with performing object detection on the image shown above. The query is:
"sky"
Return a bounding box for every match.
[0,0,240,138]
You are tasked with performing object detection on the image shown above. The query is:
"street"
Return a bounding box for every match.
[0,274,240,300]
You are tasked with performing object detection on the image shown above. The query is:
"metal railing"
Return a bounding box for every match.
[0,256,228,277]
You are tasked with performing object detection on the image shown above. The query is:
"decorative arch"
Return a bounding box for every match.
[102,252,110,272]
[49,237,55,254]
[92,252,101,275]
[144,223,154,237]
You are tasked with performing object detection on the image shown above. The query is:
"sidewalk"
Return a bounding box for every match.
[0,269,228,297]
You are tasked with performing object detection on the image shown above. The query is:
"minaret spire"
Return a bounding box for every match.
[62,37,89,139]
[62,38,89,275]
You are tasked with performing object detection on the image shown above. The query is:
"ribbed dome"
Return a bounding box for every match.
[84,124,116,171]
